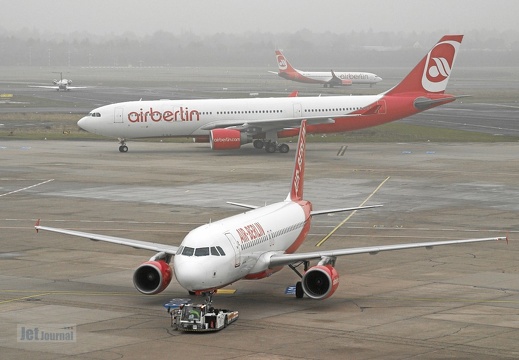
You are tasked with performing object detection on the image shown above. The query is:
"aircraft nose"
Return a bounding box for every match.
[77,115,97,134]
[375,76,383,82]
[174,257,207,291]
[77,116,88,129]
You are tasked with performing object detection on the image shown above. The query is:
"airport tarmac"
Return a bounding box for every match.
[1,140,518,359]
[1,66,519,137]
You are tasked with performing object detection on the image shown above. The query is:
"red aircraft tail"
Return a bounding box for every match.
[386,35,463,96]
[288,120,307,202]
[275,50,299,76]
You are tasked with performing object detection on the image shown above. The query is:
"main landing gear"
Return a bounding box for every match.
[289,261,310,299]
[253,139,290,154]
[118,139,128,153]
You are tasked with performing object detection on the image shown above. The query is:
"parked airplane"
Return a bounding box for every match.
[271,50,383,87]
[29,72,87,91]
[77,35,464,153]
[36,120,506,301]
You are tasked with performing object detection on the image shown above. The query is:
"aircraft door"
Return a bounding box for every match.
[225,232,241,268]
[114,107,124,123]
[293,103,302,118]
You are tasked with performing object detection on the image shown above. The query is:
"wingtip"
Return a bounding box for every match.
[35,219,40,233]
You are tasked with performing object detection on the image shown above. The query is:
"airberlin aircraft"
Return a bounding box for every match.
[36,120,506,301]
[271,49,383,87]
[79,35,463,153]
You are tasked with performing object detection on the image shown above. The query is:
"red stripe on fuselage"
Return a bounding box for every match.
[277,93,456,138]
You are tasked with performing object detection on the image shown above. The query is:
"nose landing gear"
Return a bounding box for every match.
[118,139,128,153]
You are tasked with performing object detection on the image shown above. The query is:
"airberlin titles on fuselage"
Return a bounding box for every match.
[128,107,201,123]
[235,222,266,244]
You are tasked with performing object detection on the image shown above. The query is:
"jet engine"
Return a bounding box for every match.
[209,129,250,150]
[301,264,339,300]
[133,260,172,295]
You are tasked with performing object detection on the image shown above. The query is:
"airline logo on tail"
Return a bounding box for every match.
[277,54,288,71]
[422,39,460,93]
[290,120,306,202]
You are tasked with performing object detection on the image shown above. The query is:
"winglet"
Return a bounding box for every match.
[35,219,40,233]
[288,120,307,202]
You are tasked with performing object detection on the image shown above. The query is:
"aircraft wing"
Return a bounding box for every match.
[268,236,507,268]
[29,85,60,90]
[28,85,89,90]
[35,222,179,255]
[311,204,382,216]
[200,116,340,133]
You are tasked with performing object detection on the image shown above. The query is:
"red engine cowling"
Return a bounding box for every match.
[209,129,248,150]
[133,260,172,295]
[301,264,339,300]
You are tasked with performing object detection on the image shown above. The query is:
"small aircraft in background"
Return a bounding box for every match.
[29,72,87,91]
[36,120,507,301]
[271,50,382,87]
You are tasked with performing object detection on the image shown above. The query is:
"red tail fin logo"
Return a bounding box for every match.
[422,39,460,93]
[290,120,306,202]
[276,53,288,71]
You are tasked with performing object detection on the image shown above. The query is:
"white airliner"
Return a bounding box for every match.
[271,49,383,87]
[77,35,466,153]
[36,120,506,301]
[29,72,87,91]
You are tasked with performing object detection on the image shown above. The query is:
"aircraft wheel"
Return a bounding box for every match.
[278,143,289,154]
[265,142,277,153]
[253,139,264,149]
[119,145,128,153]
[295,281,304,299]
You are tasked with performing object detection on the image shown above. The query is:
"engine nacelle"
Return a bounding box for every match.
[301,264,339,300]
[209,129,249,150]
[133,260,172,295]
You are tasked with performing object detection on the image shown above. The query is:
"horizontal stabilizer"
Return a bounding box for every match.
[227,201,259,210]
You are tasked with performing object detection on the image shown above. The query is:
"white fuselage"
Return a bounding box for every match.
[173,200,310,292]
[78,95,382,139]
[299,71,382,85]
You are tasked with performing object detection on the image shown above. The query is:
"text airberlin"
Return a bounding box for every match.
[128,107,200,123]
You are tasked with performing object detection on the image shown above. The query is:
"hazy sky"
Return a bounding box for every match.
[1,0,517,36]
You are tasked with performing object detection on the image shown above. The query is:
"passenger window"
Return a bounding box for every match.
[195,247,210,257]
[182,247,194,256]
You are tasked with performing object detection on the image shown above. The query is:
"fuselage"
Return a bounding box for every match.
[173,199,311,292]
[77,93,423,140]
[279,70,382,85]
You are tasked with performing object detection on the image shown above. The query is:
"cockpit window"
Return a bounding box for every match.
[180,245,225,257]
[194,247,210,257]
[88,112,101,117]
[181,247,195,256]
